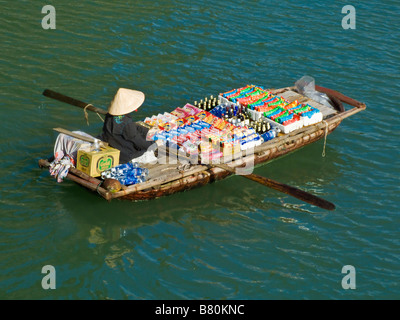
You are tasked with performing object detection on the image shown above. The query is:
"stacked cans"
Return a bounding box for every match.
[101,161,149,186]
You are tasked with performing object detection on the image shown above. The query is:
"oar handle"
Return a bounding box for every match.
[43,89,108,115]
[314,85,364,109]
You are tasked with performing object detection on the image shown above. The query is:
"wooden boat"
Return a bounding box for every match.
[39,85,366,202]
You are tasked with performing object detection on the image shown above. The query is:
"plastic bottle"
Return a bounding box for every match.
[261,127,280,142]
[130,161,140,168]
[92,139,101,152]
[130,167,149,177]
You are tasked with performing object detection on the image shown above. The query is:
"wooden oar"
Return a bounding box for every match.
[217,163,334,210]
[44,90,336,211]
[43,89,108,115]
[160,146,336,211]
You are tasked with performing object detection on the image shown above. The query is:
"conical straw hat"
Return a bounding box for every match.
[108,88,145,116]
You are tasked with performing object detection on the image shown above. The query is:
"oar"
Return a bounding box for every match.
[43,89,107,115]
[160,146,336,211]
[217,163,335,210]
[43,89,336,211]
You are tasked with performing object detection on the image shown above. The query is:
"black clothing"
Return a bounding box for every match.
[98,113,154,163]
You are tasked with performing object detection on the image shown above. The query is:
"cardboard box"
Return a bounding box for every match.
[76,146,120,177]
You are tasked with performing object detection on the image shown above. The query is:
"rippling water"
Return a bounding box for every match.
[1,0,399,299]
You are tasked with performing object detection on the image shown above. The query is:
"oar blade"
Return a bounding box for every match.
[244,173,336,211]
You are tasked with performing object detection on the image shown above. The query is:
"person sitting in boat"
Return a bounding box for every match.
[98,88,156,164]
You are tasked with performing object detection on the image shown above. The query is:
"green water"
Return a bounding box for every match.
[1,0,399,299]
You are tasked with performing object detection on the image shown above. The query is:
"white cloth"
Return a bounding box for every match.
[53,131,94,161]
[50,131,94,182]
[131,150,158,165]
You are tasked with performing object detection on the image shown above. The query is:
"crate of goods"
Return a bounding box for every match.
[145,104,263,161]
[262,102,322,134]
[220,85,323,134]
[220,85,274,121]
[77,145,120,177]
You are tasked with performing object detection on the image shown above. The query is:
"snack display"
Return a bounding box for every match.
[142,84,323,162]
[220,85,323,133]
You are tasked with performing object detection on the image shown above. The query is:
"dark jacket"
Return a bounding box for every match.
[98,113,154,163]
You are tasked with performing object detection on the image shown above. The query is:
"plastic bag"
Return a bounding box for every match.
[295,76,333,108]
[49,151,75,183]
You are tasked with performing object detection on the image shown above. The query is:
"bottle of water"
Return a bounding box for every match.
[92,139,101,152]
[139,172,148,182]
[115,163,131,174]
[261,127,280,142]
[130,161,139,168]
[101,161,148,186]
[130,168,149,177]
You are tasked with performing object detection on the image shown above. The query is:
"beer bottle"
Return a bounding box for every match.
[262,124,267,133]
[232,116,238,125]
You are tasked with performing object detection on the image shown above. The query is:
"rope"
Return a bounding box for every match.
[322,120,328,157]
[83,104,104,126]
[96,181,103,195]
[96,112,105,123]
